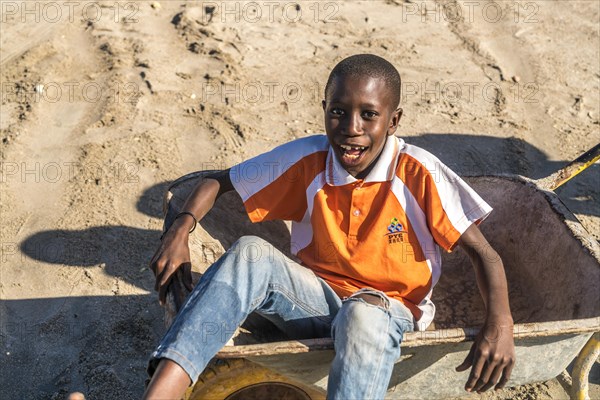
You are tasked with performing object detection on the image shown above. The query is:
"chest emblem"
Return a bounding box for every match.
[386,217,407,244]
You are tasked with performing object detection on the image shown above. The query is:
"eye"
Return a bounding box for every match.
[330,108,345,116]
[362,110,378,119]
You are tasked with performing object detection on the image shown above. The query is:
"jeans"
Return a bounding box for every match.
[148,235,414,400]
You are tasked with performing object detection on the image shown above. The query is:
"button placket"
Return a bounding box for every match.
[349,184,363,237]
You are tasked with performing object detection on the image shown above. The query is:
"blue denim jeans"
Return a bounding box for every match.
[148,235,414,399]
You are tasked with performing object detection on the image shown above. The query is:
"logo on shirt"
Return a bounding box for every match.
[386,217,407,244]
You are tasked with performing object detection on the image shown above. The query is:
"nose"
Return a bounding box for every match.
[343,111,363,136]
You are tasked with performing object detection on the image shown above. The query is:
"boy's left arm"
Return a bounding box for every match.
[455,223,516,393]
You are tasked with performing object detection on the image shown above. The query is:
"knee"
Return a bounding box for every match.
[333,300,389,343]
[229,235,271,264]
[222,236,277,281]
[232,235,266,248]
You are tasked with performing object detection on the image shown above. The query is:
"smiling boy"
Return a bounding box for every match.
[143,54,515,399]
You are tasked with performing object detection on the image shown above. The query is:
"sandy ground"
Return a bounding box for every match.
[1,1,598,399]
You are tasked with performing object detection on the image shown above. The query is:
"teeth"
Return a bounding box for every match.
[340,144,366,151]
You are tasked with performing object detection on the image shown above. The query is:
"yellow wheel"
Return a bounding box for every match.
[186,358,326,400]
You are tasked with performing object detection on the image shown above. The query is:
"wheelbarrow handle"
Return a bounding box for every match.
[537,143,600,191]
[571,332,600,400]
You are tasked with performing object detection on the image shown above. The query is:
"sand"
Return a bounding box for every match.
[0,1,598,399]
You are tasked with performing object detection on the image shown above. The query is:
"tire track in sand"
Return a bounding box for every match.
[437,0,563,176]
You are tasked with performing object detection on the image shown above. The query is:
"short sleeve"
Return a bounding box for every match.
[229,136,328,223]
[423,159,492,251]
[400,145,492,252]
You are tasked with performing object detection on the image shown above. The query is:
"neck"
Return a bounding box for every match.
[355,136,389,180]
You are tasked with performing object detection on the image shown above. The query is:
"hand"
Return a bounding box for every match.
[149,218,194,305]
[456,322,515,393]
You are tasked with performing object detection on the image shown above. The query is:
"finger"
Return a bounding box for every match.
[473,353,500,392]
[158,278,171,306]
[472,360,493,393]
[478,364,503,393]
[182,262,193,292]
[495,359,514,390]
[465,353,487,392]
[456,344,475,372]
[155,263,175,303]
[149,249,162,274]
[154,268,164,296]
[153,259,167,291]
[158,265,176,305]
[159,263,176,288]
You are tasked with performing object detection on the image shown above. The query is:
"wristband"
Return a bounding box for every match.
[174,211,198,233]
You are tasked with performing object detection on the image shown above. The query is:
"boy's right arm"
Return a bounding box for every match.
[149,169,233,304]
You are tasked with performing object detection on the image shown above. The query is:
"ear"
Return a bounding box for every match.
[387,107,403,135]
[322,100,327,112]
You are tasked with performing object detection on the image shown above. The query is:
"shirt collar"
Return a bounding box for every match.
[325,135,404,186]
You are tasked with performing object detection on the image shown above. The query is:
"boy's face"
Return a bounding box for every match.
[323,75,402,179]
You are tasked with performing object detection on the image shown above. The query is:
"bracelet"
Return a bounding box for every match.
[174,211,198,233]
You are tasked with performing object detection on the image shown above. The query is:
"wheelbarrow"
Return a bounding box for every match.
[159,143,600,400]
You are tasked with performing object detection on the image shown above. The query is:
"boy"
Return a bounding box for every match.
[143,54,515,399]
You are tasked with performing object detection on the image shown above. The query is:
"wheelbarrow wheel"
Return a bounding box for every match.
[186,358,326,400]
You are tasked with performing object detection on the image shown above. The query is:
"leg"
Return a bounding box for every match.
[143,359,191,400]
[327,289,414,400]
[145,235,341,398]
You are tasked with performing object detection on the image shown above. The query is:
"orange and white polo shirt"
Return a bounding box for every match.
[229,134,492,330]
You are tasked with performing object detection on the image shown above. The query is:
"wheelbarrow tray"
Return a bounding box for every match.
[163,172,600,399]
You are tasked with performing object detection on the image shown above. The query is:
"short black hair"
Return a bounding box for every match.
[325,54,401,110]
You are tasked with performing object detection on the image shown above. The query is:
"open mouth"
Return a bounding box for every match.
[339,144,368,165]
